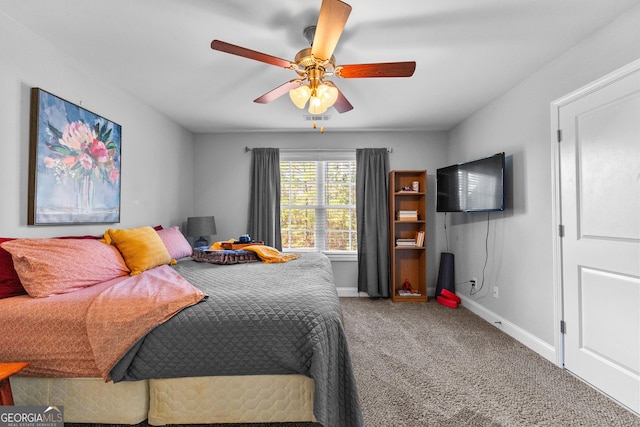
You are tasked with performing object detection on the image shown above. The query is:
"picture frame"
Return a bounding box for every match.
[28,88,122,225]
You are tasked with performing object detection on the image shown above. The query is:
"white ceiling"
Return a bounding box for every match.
[1,0,637,133]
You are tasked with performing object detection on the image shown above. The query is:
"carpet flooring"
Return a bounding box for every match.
[340,297,639,427]
[68,297,639,427]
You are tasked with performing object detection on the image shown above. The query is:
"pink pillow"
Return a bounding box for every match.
[156,226,192,259]
[0,237,26,299]
[1,238,130,298]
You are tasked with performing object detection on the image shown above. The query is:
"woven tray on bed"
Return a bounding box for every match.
[192,249,259,265]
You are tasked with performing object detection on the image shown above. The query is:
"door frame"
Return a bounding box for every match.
[550,57,640,368]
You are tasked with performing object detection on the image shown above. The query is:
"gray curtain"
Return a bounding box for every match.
[356,148,390,297]
[247,148,282,249]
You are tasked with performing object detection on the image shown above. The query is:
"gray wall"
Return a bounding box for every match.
[2,0,638,368]
[446,4,640,360]
[0,11,195,237]
[192,131,448,294]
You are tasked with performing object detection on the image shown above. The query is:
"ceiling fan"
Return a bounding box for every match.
[211,0,416,115]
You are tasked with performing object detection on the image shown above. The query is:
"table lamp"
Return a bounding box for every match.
[187,216,216,248]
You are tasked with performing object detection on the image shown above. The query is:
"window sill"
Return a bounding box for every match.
[324,252,357,262]
[283,250,357,262]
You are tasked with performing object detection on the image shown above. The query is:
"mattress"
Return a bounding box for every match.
[10,377,148,424]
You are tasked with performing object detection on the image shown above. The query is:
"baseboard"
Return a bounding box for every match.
[336,287,359,297]
[458,295,558,365]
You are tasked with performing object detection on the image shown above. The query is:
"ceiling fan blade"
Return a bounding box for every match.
[325,82,353,113]
[336,62,416,78]
[254,80,305,104]
[333,91,353,113]
[211,40,293,69]
[311,0,352,62]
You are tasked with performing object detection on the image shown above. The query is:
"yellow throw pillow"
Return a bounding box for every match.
[104,226,173,275]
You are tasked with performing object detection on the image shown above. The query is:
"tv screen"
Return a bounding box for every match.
[437,152,505,212]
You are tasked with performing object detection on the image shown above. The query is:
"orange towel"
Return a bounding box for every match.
[241,245,300,263]
[209,240,300,263]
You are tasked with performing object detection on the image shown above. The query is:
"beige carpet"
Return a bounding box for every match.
[340,297,639,427]
[69,297,639,427]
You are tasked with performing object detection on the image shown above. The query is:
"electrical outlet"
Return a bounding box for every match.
[471,277,478,290]
[493,287,499,298]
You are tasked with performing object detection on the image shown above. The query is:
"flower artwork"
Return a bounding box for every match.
[28,88,122,224]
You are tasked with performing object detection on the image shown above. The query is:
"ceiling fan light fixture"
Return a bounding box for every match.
[317,83,338,108]
[289,85,312,109]
[290,81,336,113]
[308,95,328,114]
[306,83,337,113]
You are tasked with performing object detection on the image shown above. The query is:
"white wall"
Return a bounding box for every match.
[193,131,448,294]
[446,4,640,360]
[0,12,195,237]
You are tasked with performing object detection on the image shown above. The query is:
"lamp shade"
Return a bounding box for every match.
[187,216,217,238]
[317,83,338,107]
[289,85,312,109]
[308,95,327,114]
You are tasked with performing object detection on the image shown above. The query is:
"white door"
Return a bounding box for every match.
[558,66,640,413]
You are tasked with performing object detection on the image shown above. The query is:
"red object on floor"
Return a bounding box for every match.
[437,295,458,309]
[440,289,461,304]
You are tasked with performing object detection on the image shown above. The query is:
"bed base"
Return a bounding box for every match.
[11,374,315,425]
[11,377,149,424]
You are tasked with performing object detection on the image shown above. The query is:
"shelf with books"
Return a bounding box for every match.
[396,209,418,222]
[395,231,425,248]
[389,170,427,302]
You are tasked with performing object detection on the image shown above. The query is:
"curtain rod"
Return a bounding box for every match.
[244,146,392,153]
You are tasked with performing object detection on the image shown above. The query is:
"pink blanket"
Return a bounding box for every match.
[0,265,204,380]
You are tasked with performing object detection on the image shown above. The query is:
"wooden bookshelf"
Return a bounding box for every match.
[389,170,427,302]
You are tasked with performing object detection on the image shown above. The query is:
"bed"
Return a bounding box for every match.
[0,231,363,426]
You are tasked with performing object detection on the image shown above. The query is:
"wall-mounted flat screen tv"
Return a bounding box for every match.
[437,152,505,212]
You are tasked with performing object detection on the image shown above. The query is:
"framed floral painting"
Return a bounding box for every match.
[28,88,122,224]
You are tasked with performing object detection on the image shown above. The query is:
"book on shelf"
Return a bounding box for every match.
[396,210,418,221]
[396,238,417,247]
[414,231,425,247]
[398,290,422,297]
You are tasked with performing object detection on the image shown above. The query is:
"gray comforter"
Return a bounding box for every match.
[110,252,363,427]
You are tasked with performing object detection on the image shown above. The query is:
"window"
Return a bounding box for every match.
[280,152,356,253]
